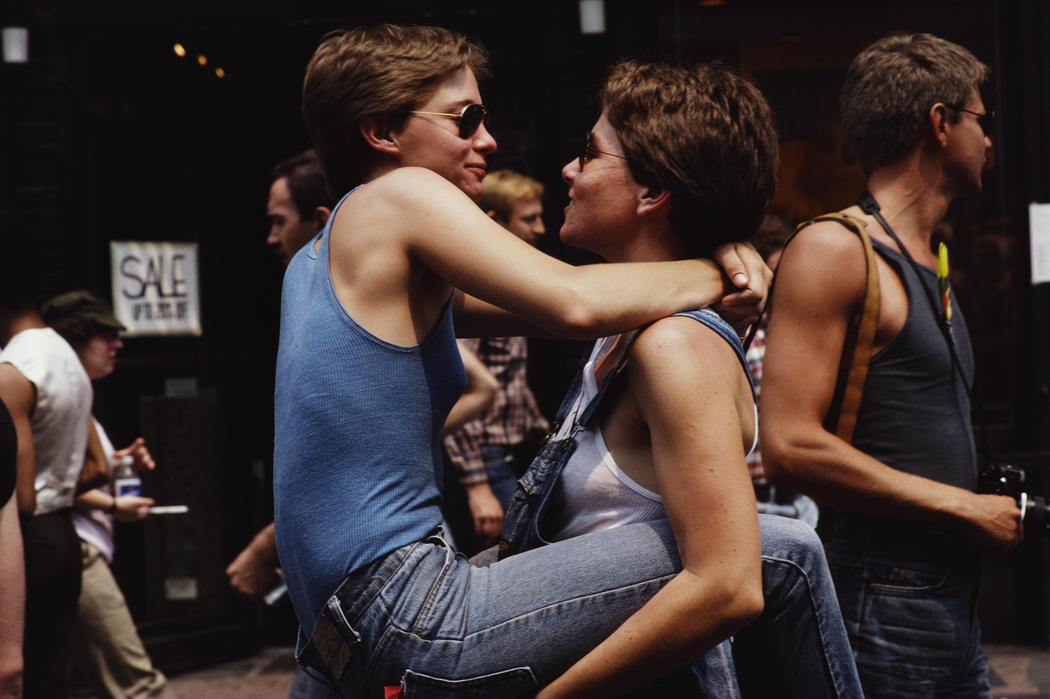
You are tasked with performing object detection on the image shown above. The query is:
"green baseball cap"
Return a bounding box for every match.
[41,290,126,332]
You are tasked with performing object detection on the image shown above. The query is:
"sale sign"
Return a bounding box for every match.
[109,241,202,336]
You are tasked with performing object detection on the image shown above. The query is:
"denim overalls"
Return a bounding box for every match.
[500,308,751,557]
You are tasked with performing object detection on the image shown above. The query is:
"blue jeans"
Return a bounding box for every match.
[829,514,989,698]
[300,516,860,697]
[303,521,678,696]
[733,515,862,698]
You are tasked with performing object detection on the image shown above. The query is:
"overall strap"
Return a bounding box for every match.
[573,328,649,432]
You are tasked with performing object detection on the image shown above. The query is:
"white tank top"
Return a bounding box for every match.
[545,330,757,542]
[0,328,93,514]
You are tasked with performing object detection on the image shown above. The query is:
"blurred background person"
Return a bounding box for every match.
[0,213,25,699]
[266,149,335,266]
[42,290,174,699]
[442,170,550,553]
[0,265,93,699]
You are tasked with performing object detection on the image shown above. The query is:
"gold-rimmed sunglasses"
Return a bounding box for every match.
[406,103,488,139]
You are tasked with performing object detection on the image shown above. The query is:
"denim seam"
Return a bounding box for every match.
[762,554,850,698]
[410,538,456,635]
[457,574,677,642]
[342,542,421,629]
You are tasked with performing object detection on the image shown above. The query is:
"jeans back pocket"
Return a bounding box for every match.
[400,667,538,698]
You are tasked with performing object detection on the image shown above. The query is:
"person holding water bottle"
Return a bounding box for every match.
[42,290,175,699]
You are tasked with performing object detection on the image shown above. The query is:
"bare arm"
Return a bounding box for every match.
[0,491,23,698]
[441,341,498,437]
[75,489,154,523]
[336,169,744,345]
[453,241,770,339]
[759,223,1021,549]
[0,365,36,517]
[226,522,280,600]
[540,319,763,697]
[441,342,503,543]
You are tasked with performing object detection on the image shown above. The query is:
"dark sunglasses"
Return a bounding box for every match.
[579,131,628,170]
[946,105,996,132]
[407,103,488,139]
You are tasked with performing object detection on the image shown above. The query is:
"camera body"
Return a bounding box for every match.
[979,462,1049,537]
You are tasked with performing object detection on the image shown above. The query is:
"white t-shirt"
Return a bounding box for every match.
[73,417,116,562]
[0,327,93,514]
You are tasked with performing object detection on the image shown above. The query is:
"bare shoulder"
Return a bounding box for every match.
[630,315,742,384]
[775,214,870,307]
[0,364,34,414]
[337,168,481,241]
[364,167,468,211]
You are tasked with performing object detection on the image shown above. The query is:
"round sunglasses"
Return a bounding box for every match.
[406,103,488,139]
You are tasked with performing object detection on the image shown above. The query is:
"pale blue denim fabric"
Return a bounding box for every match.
[298,514,861,698]
[305,521,683,696]
[733,515,862,697]
[829,513,989,698]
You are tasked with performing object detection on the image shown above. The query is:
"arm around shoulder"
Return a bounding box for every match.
[370,168,731,340]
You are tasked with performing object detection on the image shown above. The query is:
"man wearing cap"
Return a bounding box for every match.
[43,291,174,699]
[0,290,95,698]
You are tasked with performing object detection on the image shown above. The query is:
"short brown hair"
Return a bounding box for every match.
[478,170,544,222]
[302,24,490,196]
[271,149,334,219]
[841,33,989,174]
[601,60,779,257]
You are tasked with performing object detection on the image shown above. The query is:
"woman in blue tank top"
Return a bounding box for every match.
[277,24,786,697]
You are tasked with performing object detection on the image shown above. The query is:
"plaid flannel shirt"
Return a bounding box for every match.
[745,324,767,482]
[444,337,549,486]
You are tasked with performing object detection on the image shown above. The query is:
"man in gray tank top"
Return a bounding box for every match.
[759,33,1022,698]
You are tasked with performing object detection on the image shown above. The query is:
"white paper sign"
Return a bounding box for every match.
[1030,203,1050,285]
[110,241,202,336]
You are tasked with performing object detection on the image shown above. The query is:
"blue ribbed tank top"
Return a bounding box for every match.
[850,237,977,491]
[273,188,465,632]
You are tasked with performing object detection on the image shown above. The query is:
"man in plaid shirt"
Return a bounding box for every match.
[444,171,550,548]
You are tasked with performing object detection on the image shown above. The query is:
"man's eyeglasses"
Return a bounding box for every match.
[946,105,996,132]
[406,103,488,139]
[579,132,628,171]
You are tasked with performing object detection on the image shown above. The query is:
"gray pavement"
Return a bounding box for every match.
[160,644,1050,698]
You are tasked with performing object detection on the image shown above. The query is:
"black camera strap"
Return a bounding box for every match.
[856,191,1000,467]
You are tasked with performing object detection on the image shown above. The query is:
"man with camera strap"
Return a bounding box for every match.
[760,33,1022,698]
